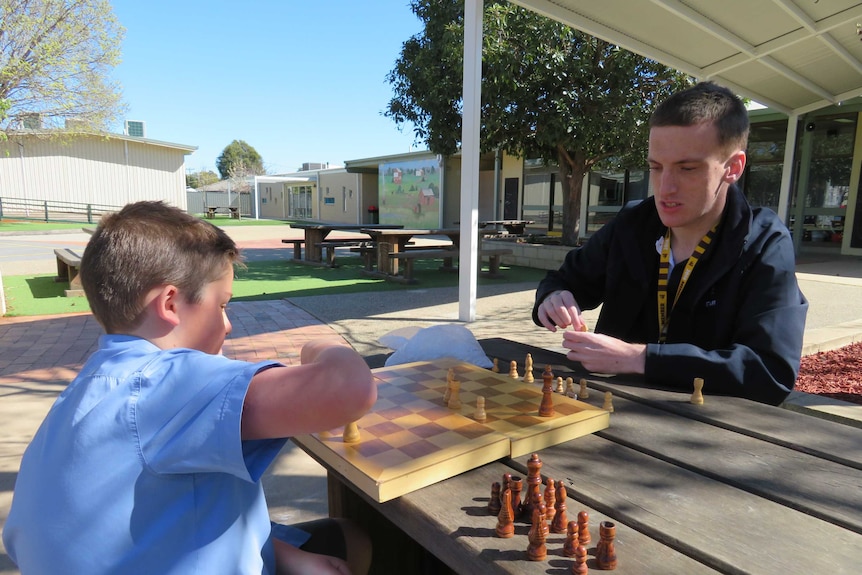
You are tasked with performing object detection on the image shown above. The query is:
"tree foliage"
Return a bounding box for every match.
[216,140,265,181]
[0,0,125,137]
[386,0,692,244]
[186,170,220,189]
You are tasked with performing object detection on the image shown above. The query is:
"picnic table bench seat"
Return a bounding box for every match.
[205,206,240,219]
[53,248,85,297]
[386,247,513,283]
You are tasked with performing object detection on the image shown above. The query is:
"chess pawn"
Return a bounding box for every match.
[526,503,547,561]
[563,520,578,557]
[495,487,515,538]
[596,520,618,570]
[603,391,614,412]
[572,545,588,575]
[691,377,705,405]
[509,476,523,520]
[488,481,501,516]
[551,481,568,534]
[577,510,591,546]
[578,377,590,399]
[473,396,487,422]
[492,357,500,373]
[543,479,556,525]
[565,377,576,398]
[509,360,520,379]
[555,376,564,393]
[342,421,360,443]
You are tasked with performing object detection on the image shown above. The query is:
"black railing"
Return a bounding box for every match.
[0,197,123,224]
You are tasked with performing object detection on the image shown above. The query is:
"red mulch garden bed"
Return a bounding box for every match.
[796,342,862,405]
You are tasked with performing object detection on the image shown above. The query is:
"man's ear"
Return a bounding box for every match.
[723,150,746,184]
[151,285,182,327]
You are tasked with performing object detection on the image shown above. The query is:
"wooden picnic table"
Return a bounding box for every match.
[479,220,535,235]
[360,227,460,276]
[287,223,403,265]
[300,338,862,574]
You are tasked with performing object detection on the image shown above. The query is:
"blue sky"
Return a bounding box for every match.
[110,1,424,175]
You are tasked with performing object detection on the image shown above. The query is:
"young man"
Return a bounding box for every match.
[3,201,377,574]
[533,82,807,405]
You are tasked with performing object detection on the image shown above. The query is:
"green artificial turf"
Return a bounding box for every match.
[1,257,545,317]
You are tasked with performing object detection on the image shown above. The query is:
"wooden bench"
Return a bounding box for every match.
[319,240,365,267]
[387,247,513,283]
[281,239,305,260]
[54,248,85,297]
[205,206,240,219]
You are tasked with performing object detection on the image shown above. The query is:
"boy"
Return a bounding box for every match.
[3,201,377,574]
[534,82,807,405]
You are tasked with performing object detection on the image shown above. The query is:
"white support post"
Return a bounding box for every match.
[777,114,798,225]
[458,0,483,322]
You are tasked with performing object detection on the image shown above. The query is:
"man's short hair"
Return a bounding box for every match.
[650,81,749,153]
[81,201,240,333]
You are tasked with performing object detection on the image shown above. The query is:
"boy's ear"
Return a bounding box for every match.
[151,285,182,327]
[723,150,746,184]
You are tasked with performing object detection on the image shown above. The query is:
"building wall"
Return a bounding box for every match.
[0,134,190,209]
[318,171,362,224]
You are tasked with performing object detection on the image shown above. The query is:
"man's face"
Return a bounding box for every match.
[173,265,234,355]
[647,122,745,234]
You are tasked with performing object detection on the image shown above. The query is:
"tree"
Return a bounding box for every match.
[0,0,125,137]
[216,140,265,181]
[386,1,692,244]
[186,170,220,189]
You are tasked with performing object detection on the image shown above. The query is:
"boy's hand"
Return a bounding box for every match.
[300,338,353,364]
[274,539,352,575]
[537,290,586,332]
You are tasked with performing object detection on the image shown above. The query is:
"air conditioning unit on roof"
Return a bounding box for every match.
[124,120,146,138]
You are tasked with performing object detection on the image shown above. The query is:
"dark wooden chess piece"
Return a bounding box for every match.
[572,545,589,574]
[543,478,556,525]
[596,520,618,570]
[563,521,578,557]
[577,510,591,546]
[495,487,515,538]
[510,476,523,521]
[539,365,555,416]
[526,502,548,560]
[523,453,542,521]
[488,481,501,516]
[551,481,568,534]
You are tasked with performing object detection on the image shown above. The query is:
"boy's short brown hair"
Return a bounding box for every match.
[81,201,241,333]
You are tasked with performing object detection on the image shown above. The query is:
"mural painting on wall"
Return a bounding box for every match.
[379,158,442,228]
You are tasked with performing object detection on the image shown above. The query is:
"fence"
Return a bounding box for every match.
[0,197,123,224]
[186,191,252,217]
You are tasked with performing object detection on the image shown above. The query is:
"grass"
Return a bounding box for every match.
[0,215,301,233]
[1,257,546,317]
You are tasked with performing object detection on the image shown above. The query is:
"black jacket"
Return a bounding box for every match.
[532,186,808,405]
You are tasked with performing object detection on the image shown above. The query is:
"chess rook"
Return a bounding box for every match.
[488,481,501,516]
[596,520,618,570]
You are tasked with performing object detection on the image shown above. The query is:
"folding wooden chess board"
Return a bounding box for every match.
[294,358,609,502]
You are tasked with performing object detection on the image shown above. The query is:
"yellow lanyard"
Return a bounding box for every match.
[657,226,717,342]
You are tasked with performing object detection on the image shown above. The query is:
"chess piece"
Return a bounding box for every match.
[551,481,568,533]
[473,396,487,422]
[443,381,452,404]
[447,377,461,409]
[578,377,590,399]
[556,376,564,393]
[596,520,618,570]
[539,374,555,417]
[543,479,556,525]
[523,454,542,521]
[577,510,591,546]
[563,520,578,557]
[565,377,576,398]
[495,487,515,538]
[510,476,523,520]
[572,545,589,574]
[492,357,500,373]
[488,481,501,516]
[603,391,614,412]
[691,377,705,405]
[342,421,360,443]
[526,503,547,561]
[523,353,534,383]
[542,364,554,388]
[509,360,519,379]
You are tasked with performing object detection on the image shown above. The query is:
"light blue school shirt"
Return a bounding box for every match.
[3,334,307,574]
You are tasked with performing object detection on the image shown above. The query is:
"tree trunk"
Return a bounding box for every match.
[557,147,589,246]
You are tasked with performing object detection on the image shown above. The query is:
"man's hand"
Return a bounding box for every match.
[537,290,587,333]
[562,330,646,375]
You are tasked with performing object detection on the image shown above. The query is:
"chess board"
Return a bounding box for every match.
[294,358,609,502]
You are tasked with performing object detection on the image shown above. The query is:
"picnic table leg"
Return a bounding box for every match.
[306,230,325,263]
[378,242,392,275]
